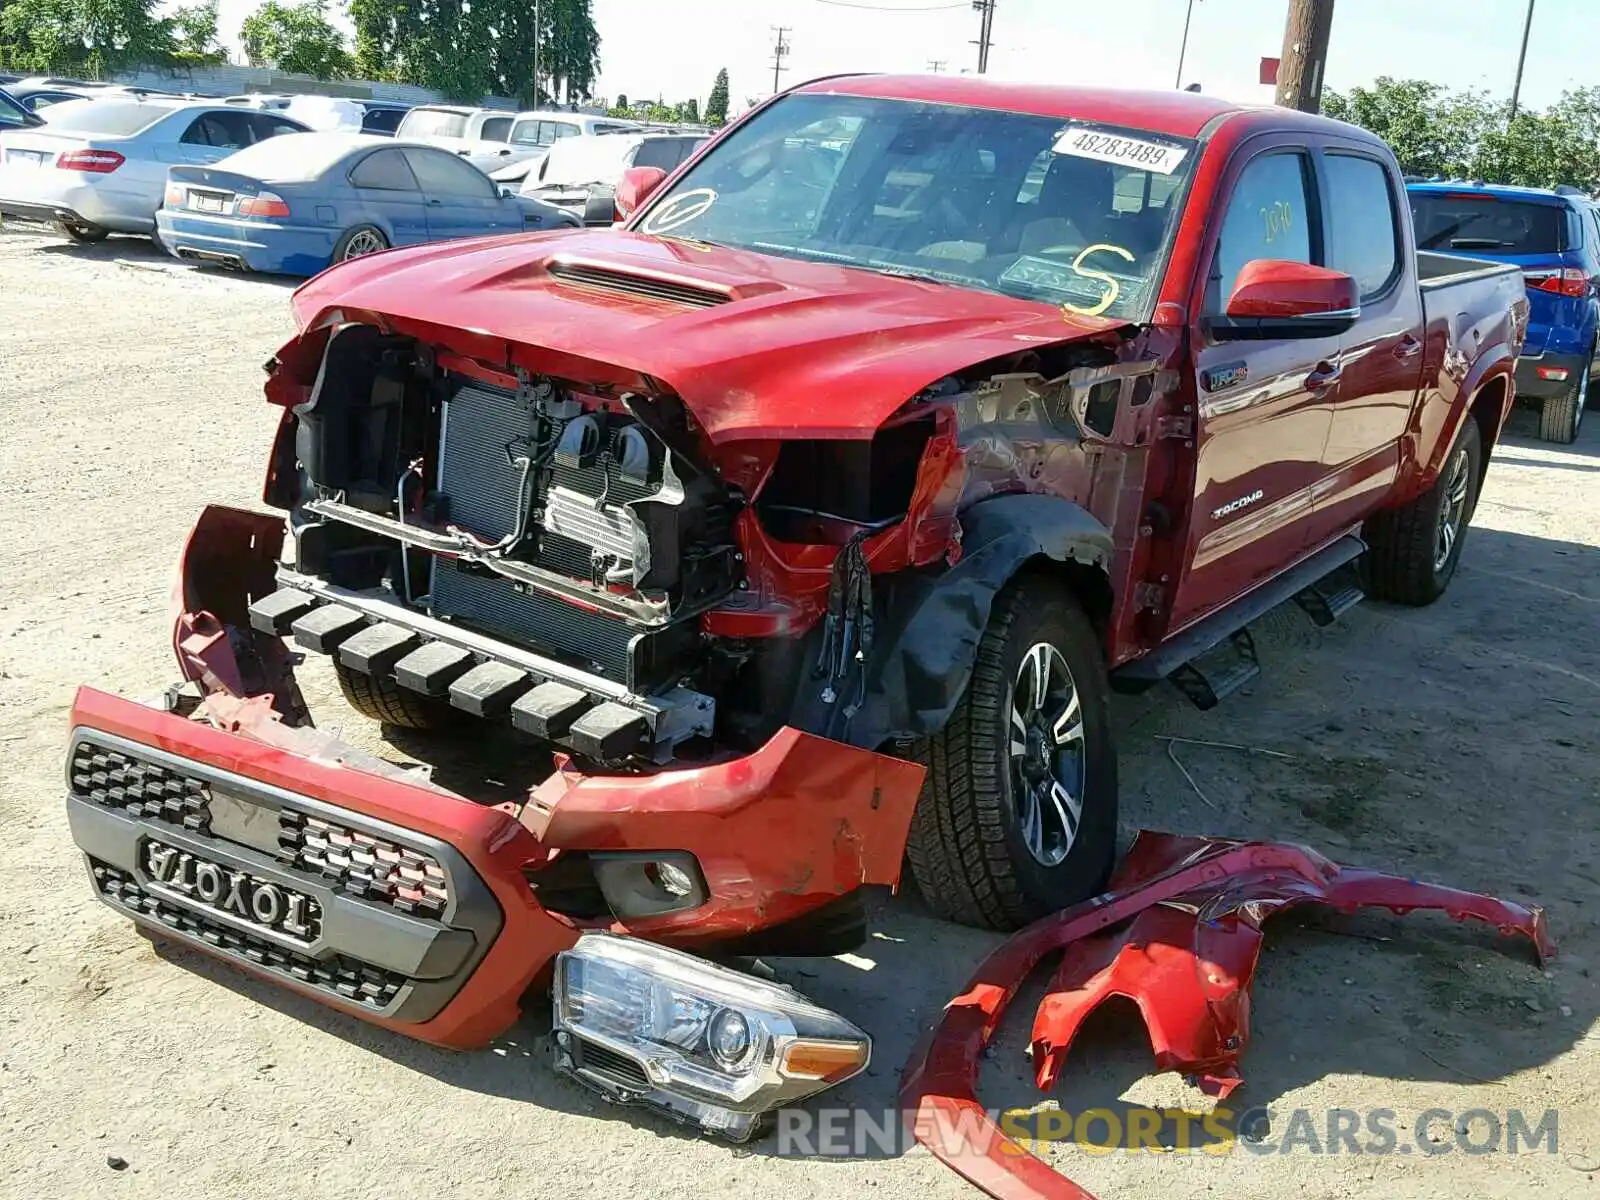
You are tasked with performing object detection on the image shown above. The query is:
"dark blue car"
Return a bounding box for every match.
[154,132,581,277]
[1408,181,1599,442]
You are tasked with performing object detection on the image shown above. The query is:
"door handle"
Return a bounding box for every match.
[427,199,442,207]
[1394,334,1423,359]
[1305,362,1341,391]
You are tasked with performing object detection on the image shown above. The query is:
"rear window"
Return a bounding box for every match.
[398,108,468,139]
[1410,192,1566,254]
[38,99,177,136]
[213,133,352,181]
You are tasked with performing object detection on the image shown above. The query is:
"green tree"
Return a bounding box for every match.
[240,0,351,78]
[674,97,698,123]
[0,0,175,72]
[705,67,729,126]
[1321,77,1496,180]
[349,0,598,107]
[606,91,630,117]
[170,0,225,64]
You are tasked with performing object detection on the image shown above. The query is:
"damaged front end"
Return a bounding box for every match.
[69,230,1176,1137]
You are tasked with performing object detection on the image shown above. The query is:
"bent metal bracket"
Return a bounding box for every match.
[899,831,1555,1200]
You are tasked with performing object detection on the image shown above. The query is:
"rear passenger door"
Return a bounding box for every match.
[402,147,521,241]
[348,148,429,247]
[170,110,256,165]
[1314,143,1422,541]
[1172,139,1342,629]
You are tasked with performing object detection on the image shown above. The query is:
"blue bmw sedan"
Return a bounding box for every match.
[155,132,581,275]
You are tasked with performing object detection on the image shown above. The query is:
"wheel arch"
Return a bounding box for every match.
[824,493,1115,751]
[1468,372,1510,488]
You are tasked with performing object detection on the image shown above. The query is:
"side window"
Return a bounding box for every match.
[552,122,580,139]
[1323,153,1401,299]
[403,148,496,198]
[363,108,403,135]
[350,148,419,191]
[1210,150,1315,309]
[480,115,511,142]
[254,115,305,140]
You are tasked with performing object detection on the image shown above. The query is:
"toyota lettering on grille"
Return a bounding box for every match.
[143,840,322,943]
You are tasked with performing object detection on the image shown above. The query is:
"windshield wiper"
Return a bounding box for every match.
[861,265,952,286]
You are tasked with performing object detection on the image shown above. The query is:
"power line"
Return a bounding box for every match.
[770,26,791,95]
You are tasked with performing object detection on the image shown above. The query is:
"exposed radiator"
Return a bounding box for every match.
[428,380,682,689]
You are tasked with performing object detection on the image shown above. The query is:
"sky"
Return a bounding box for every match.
[207,0,1591,115]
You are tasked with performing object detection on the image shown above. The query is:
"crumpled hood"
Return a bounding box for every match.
[290,228,1130,443]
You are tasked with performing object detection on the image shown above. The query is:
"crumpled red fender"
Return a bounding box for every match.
[899,832,1554,1200]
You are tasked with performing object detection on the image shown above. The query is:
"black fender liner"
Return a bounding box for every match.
[796,493,1113,749]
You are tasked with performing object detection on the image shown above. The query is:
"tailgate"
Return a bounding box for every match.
[65,685,573,1049]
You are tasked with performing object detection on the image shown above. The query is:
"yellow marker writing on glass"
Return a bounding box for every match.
[1063,243,1136,318]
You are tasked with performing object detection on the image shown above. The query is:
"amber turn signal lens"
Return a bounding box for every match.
[780,1039,870,1081]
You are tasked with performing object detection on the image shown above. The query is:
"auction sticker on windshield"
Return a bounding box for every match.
[1052,127,1189,175]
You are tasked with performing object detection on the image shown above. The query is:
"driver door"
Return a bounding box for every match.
[1170,139,1341,630]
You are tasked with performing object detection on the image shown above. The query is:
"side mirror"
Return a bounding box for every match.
[499,185,514,198]
[615,165,668,220]
[1213,259,1360,340]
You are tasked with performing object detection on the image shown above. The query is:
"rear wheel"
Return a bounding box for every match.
[905,574,1118,931]
[1362,417,1482,605]
[1538,351,1589,443]
[58,219,108,244]
[333,224,388,263]
[333,659,459,730]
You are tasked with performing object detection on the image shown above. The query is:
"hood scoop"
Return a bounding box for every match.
[547,260,731,310]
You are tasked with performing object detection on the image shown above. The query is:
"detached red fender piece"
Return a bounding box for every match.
[899,832,1554,1200]
[67,686,923,1050]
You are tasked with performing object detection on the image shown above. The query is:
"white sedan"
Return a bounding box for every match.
[0,98,308,242]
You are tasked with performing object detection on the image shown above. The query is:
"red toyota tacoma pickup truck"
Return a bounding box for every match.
[65,77,1526,1136]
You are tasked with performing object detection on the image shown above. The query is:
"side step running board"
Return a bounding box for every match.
[1112,533,1366,709]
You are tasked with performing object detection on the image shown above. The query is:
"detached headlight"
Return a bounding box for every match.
[552,933,870,1141]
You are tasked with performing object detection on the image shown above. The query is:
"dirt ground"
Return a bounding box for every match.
[2,225,1597,1200]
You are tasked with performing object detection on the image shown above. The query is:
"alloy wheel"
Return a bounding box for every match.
[1433,445,1471,571]
[342,230,385,259]
[1008,642,1087,867]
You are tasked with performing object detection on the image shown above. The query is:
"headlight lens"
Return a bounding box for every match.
[553,933,870,1140]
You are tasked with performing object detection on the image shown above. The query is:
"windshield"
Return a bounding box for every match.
[40,99,177,136]
[633,92,1195,319]
[1410,192,1566,254]
[397,108,468,140]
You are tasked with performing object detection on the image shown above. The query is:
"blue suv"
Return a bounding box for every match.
[1408,181,1599,443]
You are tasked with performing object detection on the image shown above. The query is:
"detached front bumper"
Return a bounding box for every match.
[65,686,923,1049]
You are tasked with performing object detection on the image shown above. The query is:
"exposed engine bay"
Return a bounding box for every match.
[249,318,1148,775]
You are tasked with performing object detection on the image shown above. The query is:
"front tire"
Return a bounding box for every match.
[1538,352,1589,443]
[333,659,459,730]
[905,574,1118,931]
[1362,417,1482,605]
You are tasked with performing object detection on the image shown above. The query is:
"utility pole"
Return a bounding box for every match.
[971,0,995,74]
[1274,0,1335,113]
[927,59,947,73]
[770,26,791,94]
[532,0,541,106]
[1509,0,1535,120]
[1174,0,1196,89]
